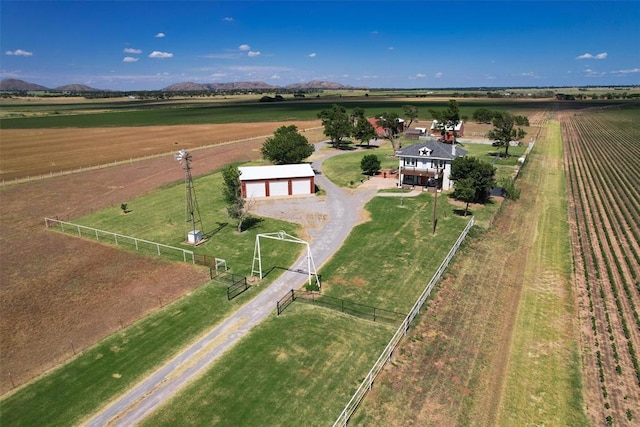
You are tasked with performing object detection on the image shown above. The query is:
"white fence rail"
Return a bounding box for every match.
[44,218,195,263]
[333,216,475,426]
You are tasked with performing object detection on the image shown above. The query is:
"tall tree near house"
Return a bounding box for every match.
[317,104,353,147]
[450,156,496,204]
[376,112,402,151]
[486,111,527,157]
[402,104,419,129]
[429,99,461,143]
[453,177,476,216]
[261,125,314,164]
[349,107,366,126]
[353,116,377,146]
[222,165,248,232]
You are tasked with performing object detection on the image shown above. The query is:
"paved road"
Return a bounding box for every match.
[83,143,378,426]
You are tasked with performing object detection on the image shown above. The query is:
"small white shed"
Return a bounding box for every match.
[239,164,315,198]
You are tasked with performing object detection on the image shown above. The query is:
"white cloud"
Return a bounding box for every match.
[308,53,317,58]
[434,72,443,78]
[202,53,241,59]
[239,44,251,51]
[123,57,139,63]
[388,46,395,50]
[577,52,608,60]
[416,73,426,78]
[584,68,606,77]
[5,49,33,56]
[155,32,166,38]
[519,72,540,78]
[124,48,142,54]
[270,74,281,79]
[223,17,234,22]
[149,51,173,59]
[247,51,261,57]
[612,68,640,74]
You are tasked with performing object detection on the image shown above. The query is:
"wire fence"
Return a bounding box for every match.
[333,216,475,426]
[277,290,404,325]
[44,217,195,263]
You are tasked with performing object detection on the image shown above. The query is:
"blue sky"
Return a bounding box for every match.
[1,1,639,90]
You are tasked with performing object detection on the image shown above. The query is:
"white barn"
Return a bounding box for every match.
[239,164,315,198]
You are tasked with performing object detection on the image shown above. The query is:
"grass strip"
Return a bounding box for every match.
[497,120,586,425]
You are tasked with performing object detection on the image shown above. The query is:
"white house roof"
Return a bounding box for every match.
[430,119,463,131]
[238,164,315,181]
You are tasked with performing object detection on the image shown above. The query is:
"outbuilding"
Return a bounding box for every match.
[238,164,315,198]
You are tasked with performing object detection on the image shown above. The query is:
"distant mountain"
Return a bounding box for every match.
[285,80,353,90]
[162,80,353,91]
[163,81,281,91]
[0,78,357,92]
[0,78,49,91]
[55,84,105,92]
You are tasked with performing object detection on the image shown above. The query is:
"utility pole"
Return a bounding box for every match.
[432,170,439,234]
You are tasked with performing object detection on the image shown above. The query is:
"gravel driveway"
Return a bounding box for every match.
[84,142,388,426]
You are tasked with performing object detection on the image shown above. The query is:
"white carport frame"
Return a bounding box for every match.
[251,231,321,289]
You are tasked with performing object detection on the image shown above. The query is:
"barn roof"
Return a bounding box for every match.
[238,163,315,181]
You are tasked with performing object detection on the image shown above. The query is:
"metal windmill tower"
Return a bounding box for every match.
[174,149,204,244]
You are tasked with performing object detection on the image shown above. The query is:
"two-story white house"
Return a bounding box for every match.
[396,140,467,190]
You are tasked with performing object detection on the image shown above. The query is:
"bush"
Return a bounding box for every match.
[361,154,381,176]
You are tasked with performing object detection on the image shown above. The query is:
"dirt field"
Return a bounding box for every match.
[0,121,324,394]
[0,121,323,182]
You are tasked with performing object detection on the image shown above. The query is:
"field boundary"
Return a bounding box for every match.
[44,217,195,263]
[333,216,475,426]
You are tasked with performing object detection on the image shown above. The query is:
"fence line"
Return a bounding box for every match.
[277,290,405,325]
[44,217,195,263]
[2,127,323,187]
[333,216,475,427]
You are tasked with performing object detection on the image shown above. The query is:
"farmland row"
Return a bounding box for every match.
[563,108,640,425]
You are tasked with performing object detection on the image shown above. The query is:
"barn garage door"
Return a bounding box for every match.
[269,180,289,197]
[291,178,312,195]
[245,182,266,198]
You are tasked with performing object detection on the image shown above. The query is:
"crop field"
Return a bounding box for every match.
[563,106,640,425]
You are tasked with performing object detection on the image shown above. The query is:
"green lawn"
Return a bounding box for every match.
[321,143,398,187]
[143,304,395,426]
[320,194,471,313]
[71,166,301,277]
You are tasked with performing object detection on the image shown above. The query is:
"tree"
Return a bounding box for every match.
[349,107,365,126]
[429,99,461,143]
[453,177,476,216]
[486,112,527,157]
[472,108,496,123]
[514,115,530,126]
[221,165,248,232]
[376,112,402,151]
[317,104,352,147]
[353,116,377,146]
[261,125,314,164]
[402,104,419,128]
[450,156,496,204]
[360,154,381,176]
